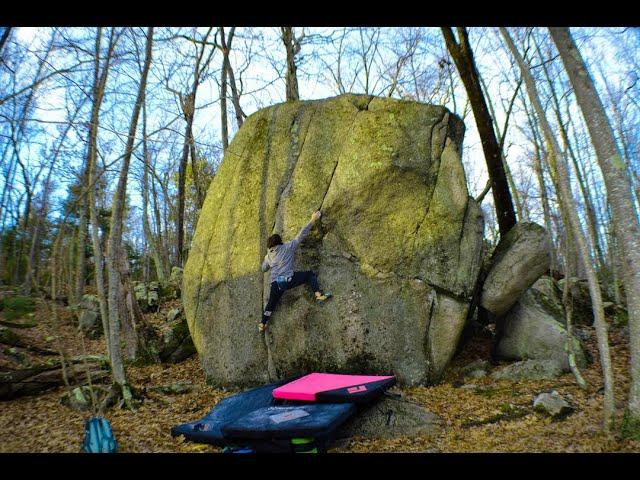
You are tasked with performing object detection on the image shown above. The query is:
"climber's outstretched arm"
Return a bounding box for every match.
[290,211,321,248]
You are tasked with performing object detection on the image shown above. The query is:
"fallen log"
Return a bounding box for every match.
[0,326,58,355]
[0,320,38,329]
[0,358,110,400]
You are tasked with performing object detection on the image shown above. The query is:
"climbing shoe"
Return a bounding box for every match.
[315,292,333,303]
[258,322,268,333]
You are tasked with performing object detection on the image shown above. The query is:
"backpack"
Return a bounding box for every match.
[82,416,119,453]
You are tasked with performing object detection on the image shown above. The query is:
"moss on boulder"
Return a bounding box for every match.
[183,94,484,387]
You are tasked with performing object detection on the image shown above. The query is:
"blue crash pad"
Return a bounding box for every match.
[170,381,283,446]
[221,403,357,440]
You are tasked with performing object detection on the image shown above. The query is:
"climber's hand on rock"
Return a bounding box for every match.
[311,211,322,223]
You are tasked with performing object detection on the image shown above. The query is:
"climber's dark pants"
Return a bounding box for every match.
[262,271,320,325]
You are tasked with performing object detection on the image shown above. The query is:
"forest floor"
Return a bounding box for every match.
[1,291,639,453]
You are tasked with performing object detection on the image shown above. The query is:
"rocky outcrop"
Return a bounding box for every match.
[494,278,588,371]
[338,394,442,439]
[158,315,196,364]
[77,294,102,338]
[167,307,182,323]
[183,94,485,387]
[134,282,160,312]
[533,390,575,418]
[491,359,563,381]
[480,222,550,316]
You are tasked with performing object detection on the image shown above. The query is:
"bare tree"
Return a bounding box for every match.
[87,27,118,357]
[441,27,517,237]
[141,99,166,282]
[168,27,216,267]
[550,27,640,437]
[280,27,302,101]
[501,27,615,432]
[532,33,605,276]
[0,27,12,61]
[105,27,154,407]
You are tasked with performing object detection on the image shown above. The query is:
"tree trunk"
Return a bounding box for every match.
[220,27,230,151]
[73,181,89,306]
[561,227,589,390]
[87,27,115,359]
[0,27,12,57]
[281,27,300,101]
[550,27,640,436]
[225,28,245,129]
[176,30,210,267]
[105,26,153,407]
[141,99,166,282]
[524,100,558,272]
[220,60,229,150]
[150,165,169,276]
[176,114,191,268]
[118,251,160,363]
[23,176,50,294]
[501,27,615,433]
[534,36,606,273]
[441,27,516,237]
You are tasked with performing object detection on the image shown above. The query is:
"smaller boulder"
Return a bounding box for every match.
[134,282,148,303]
[170,267,183,285]
[159,317,196,363]
[574,326,592,342]
[78,310,99,335]
[167,307,182,323]
[533,390,575,418]
[480,222,550,316]
[134,282,160,312]
[459,384,479,391]
[461,359,490,378]
[152,381,193,395]
[61,386,93,411]
[148,282,160,309]
[491,359,563,381]
[76,295,102,338]
[337,394,442,439]
[158,268,183,300]
[494,287,588,372]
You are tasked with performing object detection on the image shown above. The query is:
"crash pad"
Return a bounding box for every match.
[272,372,396,403]
[170,381,283,445]
[221,403,356,441]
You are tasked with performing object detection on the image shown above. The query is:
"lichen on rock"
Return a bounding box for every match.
[183,94,485,387]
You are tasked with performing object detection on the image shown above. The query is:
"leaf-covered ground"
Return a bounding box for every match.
[1,294,639,453]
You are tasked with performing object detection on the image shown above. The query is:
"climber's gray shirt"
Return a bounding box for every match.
[261,220,314,282]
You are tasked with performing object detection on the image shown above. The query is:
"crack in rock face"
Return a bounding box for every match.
[183,94,485,388]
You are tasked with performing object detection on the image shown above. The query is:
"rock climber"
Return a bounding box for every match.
[259,210,331,332]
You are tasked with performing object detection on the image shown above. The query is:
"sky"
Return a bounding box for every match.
[4,26,638,249]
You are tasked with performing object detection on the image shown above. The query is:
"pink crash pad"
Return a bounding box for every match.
[272,373,395,402]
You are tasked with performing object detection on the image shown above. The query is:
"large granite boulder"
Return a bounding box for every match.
[183,94,484,387]
[480,222,550,316]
